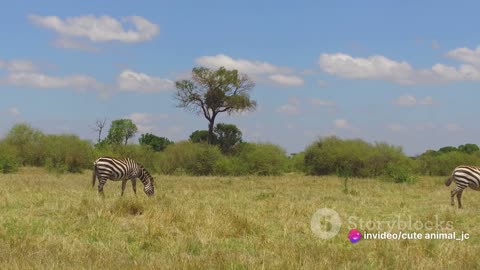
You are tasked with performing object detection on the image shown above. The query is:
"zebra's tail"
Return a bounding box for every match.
[92,162,97,188]
[445,176,454,186]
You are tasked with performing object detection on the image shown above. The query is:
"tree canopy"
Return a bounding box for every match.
[105,119,138,145]
[175,66,256,144]
[139,133,173,151]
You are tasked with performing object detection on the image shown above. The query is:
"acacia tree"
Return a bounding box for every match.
[105,119,138,145]
[175,67,256,144]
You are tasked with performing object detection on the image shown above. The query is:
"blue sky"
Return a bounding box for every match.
[1,1,480,156]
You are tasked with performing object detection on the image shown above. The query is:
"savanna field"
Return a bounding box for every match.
[1,168,480,270]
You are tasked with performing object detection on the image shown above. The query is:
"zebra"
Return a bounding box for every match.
[445,165,480,208]
[92,157,155,197]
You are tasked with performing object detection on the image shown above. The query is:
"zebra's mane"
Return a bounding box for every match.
[138,163,153,182]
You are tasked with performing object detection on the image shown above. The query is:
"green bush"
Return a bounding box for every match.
[3,123,46,166]
[304,136,415,178]
[214,156,248,176]
[0,142,20,173]
[384,163,418,183]
[236,143,288,175]
[160,141,222,175]
[416,151,480,176]
[286,152,306,173]
[43,134,94,173]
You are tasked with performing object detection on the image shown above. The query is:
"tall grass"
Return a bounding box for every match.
[0,168,479,269]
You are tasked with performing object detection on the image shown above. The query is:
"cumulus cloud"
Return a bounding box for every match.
[268,74,304,86]
[2,72,105,91]
[7,107,20,117]
[445,123,463,132]
[196,54,291,75]
[0,59,37,72]
[277,104,298,114]
[310,98,335,107]
[117,70,174,93]
[53,37,100,52]
[319,52,480,84]
[387,123,407,132]
[126,112,169,134]
[334,119,350,129]
[29,15,159,43]
[277,97,300,115]
[447,46,480,65]
[393,95,434,106]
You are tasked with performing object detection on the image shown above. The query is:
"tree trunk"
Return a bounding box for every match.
[208,119,215,144]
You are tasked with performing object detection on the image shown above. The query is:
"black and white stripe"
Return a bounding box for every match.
[92,157,155,197]
[445,165,480,208]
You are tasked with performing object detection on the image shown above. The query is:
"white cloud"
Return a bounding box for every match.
[445,123,463,132]
[418,96,434,105]
[277,104,298,114]
[195,54,291,75]
[126,112,169,134]
[277,97,300,114]
[387,123,407,132]
[319,52,480,84]
[319,53,416,84]
[394,95,417,106]
[29,15,159,43]
[2,72,105,91]
[394,95,434,106]
[334,119,350,129]
[415,122,436,131]
[0,59,37,72]
[447,46,480,65]
[310,98,335,107]
[53,37,99,52]
[317,80,328,88]
[268,74,304,86]
[117,70,174,93]
[7,107,20,117]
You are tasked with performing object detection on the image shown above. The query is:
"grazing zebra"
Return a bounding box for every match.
[92,157,155,197]
[445,165,480,208]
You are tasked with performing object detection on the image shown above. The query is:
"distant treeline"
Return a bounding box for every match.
[1,123,478,182]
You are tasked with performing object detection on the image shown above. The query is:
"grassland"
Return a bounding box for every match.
[0,168,480,269]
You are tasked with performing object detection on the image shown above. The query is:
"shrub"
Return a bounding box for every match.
[0,142,20,173]
[236,143,288,175]
[304,136,414,178]
[43,134,94,173]
[3,123,46,166]
[214,156,248,176]
[417,151,480,176]
[287,152,306,173]
[139,133,173,151]
[384,163,418,183]
[160,141,222,175]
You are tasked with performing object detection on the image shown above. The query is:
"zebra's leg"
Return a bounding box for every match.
[451,185,464,206]
[98,178,107,198]
[121,179,127,196]
[457,189,464,209]
[451,189,457,206]
[131,178,137,195]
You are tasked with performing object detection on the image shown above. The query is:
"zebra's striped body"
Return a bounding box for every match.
[445,165,480,208]
[92,157,155,197]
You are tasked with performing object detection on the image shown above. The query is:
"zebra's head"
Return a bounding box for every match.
[141,167,155,197]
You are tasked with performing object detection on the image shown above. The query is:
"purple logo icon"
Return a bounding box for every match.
[348,229,362,243]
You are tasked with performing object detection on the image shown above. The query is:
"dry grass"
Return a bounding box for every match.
[0,168,479,269]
